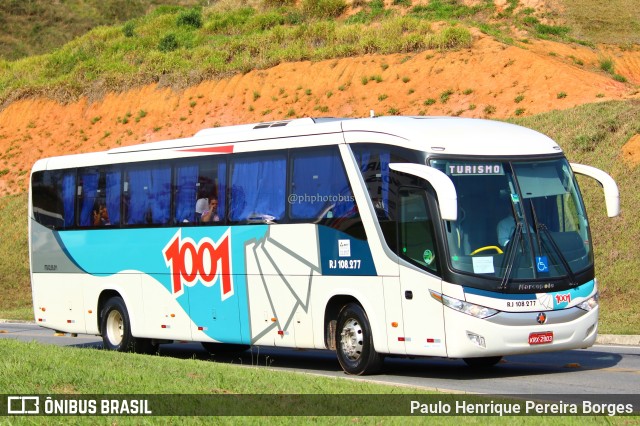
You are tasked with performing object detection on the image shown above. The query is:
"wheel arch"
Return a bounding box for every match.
[96,290,124,335]
[323,293,388,354]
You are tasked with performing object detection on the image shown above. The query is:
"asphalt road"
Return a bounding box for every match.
[2,322,639,398]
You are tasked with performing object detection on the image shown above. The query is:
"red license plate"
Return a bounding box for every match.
[529,331,553,345]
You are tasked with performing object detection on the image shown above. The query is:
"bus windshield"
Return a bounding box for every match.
[430,158,592,281]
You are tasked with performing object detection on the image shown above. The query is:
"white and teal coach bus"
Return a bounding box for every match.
[29,116,619,375]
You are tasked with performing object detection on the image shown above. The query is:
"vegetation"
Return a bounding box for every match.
[0,192,30,320]
[7,0,617,108]
[0,0,201,60]
[561,0,640,44]
[0,339,636,424]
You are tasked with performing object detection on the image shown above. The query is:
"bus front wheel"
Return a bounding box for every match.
[335,303,382,375]
[100,296,156,354]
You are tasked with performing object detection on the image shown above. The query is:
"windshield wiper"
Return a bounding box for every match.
[500,222,522,291]
[538,223,578,287]
[527,199,578,286]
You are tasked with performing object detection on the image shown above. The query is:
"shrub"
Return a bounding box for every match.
[302,0,347,19]
[535,23,570,37]
[440,89,453,103]
[599,58,615,73]
[122,21,135,38]
[263,0,296,6]
[427,26,473,50]
[158,34,178,52]
[176,8,202,29]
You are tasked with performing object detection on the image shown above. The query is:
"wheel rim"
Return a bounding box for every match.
[106,310,124,346]
[340,318,363,361]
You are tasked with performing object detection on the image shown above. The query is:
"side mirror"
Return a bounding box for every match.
[570,163,620,217]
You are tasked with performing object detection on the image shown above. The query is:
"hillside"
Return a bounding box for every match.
[0,0,639,195]
[0,0,200,60]
[0,0,639,333]
[1,32,639,194]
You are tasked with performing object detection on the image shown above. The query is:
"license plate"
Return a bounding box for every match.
[529,331,553,345]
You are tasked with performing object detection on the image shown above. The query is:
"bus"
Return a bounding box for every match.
[29,116,619,375]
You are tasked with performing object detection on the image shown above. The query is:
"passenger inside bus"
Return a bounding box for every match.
[194,190,209,222]
[201,197,220,223]
[92,204,110,226]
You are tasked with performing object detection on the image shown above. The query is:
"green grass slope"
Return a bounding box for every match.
[1,0,586,108]
[0,0,200,61]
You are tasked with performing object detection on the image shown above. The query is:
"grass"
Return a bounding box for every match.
[2,0,579,108]
[0,192,30,320]
[560,0,640,44]
[0,0,201,61]
[0,339,636,424]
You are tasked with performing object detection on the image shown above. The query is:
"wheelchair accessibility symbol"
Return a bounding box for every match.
[536,256,549,273]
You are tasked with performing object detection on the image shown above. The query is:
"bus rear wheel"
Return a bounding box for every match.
[463,356,503,368]
[100,296,157,354]
[335,303,382,375]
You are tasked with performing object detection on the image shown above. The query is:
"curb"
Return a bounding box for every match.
[1,319,638,346]
[595,334,640,346]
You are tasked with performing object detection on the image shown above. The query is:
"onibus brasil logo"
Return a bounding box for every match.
[162,229,234,300]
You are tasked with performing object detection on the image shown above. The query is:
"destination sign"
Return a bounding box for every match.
[447,163,504,176]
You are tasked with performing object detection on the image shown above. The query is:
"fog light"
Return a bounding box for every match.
[466,331,486,348]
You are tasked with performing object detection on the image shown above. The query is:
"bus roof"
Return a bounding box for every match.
[32,116,562,172]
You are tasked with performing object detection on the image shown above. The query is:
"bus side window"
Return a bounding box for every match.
[77,168,121,227]
[78,170,100,227]
[124,165,171,225]
[229,153,286,223]
[175,164,199,224]
[31,170,76,229]
[398,187,439,274]
[289,147,356,222]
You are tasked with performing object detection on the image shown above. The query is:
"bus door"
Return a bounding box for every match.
[396,186,447,357]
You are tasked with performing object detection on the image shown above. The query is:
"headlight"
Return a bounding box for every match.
[430,290,499,319]
[577,292,599,312]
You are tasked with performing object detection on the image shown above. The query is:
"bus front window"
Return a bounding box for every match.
[431,158,593,285]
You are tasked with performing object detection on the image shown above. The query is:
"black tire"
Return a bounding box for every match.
[335,303,382,375]
[100,296,157,354]
[100,296,135,352]
[463,356,503,368]
[201,342,250,355]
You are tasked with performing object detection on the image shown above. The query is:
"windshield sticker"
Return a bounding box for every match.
[423,249,435,266]
[447,163,504,176]
[338,239,351,257]
[472,256,495,274]
[536,256,549,273]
